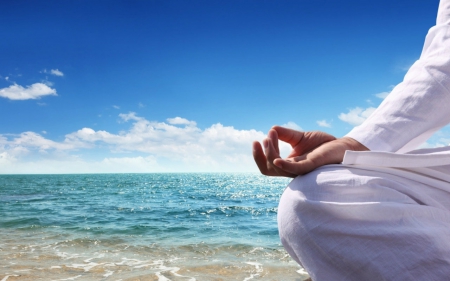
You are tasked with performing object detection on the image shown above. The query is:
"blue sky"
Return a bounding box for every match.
[0,0,446,173]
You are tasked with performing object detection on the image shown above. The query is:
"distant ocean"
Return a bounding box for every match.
[0,173,308,280]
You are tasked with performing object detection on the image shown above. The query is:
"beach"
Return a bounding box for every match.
[0,173,309,280]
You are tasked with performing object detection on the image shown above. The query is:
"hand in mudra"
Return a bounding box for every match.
[252,126,368,177]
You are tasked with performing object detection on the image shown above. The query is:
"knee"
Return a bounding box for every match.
[277,174,316,229]
[276,166,370,255]
[277,172,323,266]
[276,167,356,271]
[277,170,326,231]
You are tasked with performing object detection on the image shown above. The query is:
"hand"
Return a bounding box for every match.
[252,126,369,177]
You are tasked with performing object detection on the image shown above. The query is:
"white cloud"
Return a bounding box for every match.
[374,85,396,100]
[417,125,450,149]
[8,131,75,153]
[375,91,390,99]
[338,107,376,126]
[119,112,143,122]
[44,80,54,87]
[316,120,331,128]
[41,68,64,77]
[0,83,57,100]
[167,117,196,127]
[281,121,303,131]
[50,69,64,76]
[113,105,120,109]
[0,114,273,173]
[0,151,17,168]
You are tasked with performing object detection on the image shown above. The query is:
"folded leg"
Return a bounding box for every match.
[278,165,450,281]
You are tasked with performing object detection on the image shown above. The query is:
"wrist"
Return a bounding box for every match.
[339,137,370,152]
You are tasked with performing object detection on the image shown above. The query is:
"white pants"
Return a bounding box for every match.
[278,164,450,280]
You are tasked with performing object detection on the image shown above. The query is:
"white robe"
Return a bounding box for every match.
[277,1,450,280]
[346,0,450,154]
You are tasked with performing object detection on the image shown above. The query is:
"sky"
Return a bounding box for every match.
[1,0,447,174]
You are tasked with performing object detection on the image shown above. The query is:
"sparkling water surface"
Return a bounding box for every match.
[0,173,308,280]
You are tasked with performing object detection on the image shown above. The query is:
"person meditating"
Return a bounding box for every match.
[253,0,450,280]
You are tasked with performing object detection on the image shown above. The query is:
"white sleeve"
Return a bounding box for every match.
[345,0,450,153]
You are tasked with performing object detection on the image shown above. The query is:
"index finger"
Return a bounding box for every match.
[272,126,305,147]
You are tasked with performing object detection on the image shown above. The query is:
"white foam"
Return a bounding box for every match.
[2,275,19,281]
[245,262,262,270]
[152,260,196,281]
[54,249,80,260]
[296,267,309,276]
[67,262,99,272]
[103,270,114,277]
[56,275,82,281]
[248,247,263,254]
[50,266,62,269]
[44,253,196,281]
[133,263,156,269]
[116,257,150,266]
[243,273,260,281]
[155,272,171,281]
[243,262,263,281]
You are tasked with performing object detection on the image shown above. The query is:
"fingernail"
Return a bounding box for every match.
[274,161,282,168]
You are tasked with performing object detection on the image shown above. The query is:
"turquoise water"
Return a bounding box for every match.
[0,173,308,280]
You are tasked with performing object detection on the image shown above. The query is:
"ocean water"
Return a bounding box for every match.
[0,173,309,281]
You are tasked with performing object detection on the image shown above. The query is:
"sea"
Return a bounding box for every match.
[0,173,309,281]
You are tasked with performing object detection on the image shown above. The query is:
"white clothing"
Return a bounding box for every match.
[278,162,450,281]
[278,1,450,280]
[346,0,450,153]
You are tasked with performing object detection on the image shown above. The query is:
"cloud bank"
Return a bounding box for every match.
[0,114,295,174]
